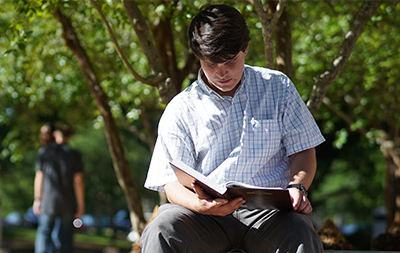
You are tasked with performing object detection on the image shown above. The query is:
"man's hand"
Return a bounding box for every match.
[164,181,245,216]
[191,183,245,216]
[33,199,41,216]
[74,205,85,218]
[288,188,312,214]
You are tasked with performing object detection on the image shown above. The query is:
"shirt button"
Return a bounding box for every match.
[238,127,242,131]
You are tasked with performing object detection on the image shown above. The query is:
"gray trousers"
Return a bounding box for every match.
[140,203,323,253]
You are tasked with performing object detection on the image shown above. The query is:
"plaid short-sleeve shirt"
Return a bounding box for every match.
[144,65,325,192]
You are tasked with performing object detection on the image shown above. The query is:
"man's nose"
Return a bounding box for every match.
[215,64,227,78]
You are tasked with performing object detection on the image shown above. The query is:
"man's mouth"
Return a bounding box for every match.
[217,78,232,84]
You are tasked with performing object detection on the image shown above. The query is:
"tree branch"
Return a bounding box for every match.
[122,0,177,104]
[322,97,368,136]
[376,131,400,169]
[119,104,156,152]
[90,0,152,85]
[271,0,286,25]
[307,1,382,116]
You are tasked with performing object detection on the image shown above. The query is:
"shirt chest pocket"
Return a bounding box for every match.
[241,118,282,160]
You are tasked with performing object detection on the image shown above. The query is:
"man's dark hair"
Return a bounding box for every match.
[189,4,251,63]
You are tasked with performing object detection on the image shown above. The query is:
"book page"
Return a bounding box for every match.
[225,181,283,190]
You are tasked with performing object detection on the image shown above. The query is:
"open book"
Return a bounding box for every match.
[169,159,293,210]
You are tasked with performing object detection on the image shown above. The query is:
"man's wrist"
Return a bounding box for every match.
[34,197,41,201]
[286,184,308,197]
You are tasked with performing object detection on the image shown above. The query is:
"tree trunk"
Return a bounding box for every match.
[253,1,273,69]
[394,167,400,225]
[253,0,286,69]
[151,7,180,92]
[0,191,3,248]
[384,158,396,226]
[54,9,147,235]
[377,132,400,228]
[267,1,294,80]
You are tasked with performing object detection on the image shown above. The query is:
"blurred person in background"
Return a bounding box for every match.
[33,124,85,253]
[39,123,55,147]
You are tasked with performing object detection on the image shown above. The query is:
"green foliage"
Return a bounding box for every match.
[1,0,96,165]
[0,149,37,214]
[333,128,349,150]
[289,1,398,224]
[292,1,400,138]
[313,133,385,223]
[291,1,357,96]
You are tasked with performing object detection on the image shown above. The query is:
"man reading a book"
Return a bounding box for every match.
[141,4,325,253]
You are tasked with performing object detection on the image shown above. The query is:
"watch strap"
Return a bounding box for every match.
[286,184,308,197]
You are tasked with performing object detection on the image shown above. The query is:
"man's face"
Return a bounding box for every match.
[200,46,248,97]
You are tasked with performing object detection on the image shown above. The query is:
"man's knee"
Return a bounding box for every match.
[279,213,323,252]
[142,203,238,253]
[141,204,192,244]
[144,204,194,233]
[245,211,322,253]
[279,212,320,239]
[141,204,199,252]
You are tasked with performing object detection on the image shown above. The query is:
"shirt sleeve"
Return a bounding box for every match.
[281,79,325,156]
[144,97,197,192]
[72,150,84,174]
[35,147,46,172]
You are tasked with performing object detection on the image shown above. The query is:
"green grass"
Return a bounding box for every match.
[2,227,36,241]
[2,227,133,250]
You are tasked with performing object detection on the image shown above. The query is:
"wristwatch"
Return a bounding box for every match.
[286,184,308,197]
